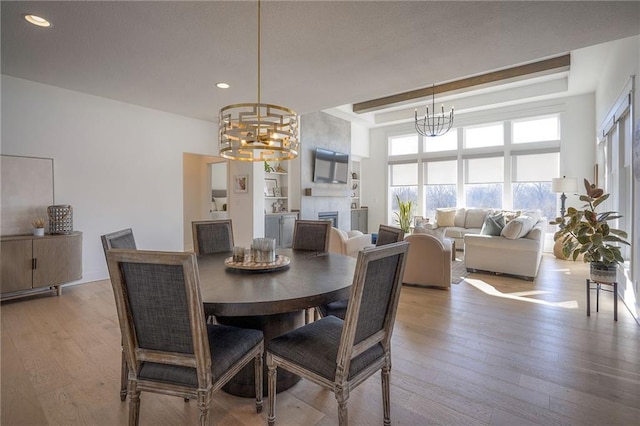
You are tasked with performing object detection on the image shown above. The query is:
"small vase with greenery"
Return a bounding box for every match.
[551,178,629,282]
[32,218,46,236]
[394,195,414,234]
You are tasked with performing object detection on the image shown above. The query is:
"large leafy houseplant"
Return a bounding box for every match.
[551,179,629,267]
[394,195,414,234]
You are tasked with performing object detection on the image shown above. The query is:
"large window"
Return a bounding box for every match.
[424,160,456,218]
[512,116,560,144]
[389,134,418,156]
[465,157,503,208]
[464,123,504,149]
[389,163,418,225]
[424,130,457,153]
[512,152,559,228]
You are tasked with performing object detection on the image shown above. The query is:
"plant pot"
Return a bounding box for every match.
[590,262,617,283]
[33,227,45,237]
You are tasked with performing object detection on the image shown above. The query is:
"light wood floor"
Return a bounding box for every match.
[2,254,639,425]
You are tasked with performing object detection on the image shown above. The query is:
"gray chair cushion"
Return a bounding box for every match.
[268,316,384,381]
[107,233,136,249]
[293,223,330,251]
[319,299,348,319]
[196,223,233,254]
[139,324,263,386]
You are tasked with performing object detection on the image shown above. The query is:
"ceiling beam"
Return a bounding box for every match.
[352,54,571,114]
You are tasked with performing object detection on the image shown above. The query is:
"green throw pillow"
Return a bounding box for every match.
[480,213,505,236]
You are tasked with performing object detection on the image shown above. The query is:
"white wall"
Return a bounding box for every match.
[1,76,216,283]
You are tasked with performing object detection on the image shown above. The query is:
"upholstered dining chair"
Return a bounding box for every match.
[291,220,332,252]
[267,241,409,426]
[318,224,404,320]
[375,224,405,246]
[192,220,234,255]
[106,249,264,426]
[101,228,137,401]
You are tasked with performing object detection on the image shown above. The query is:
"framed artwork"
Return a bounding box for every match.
[264,178,278,197]
[233,175,248,193]
[273,187,282,197]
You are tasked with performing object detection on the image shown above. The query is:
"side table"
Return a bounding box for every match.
[586,279,618,321]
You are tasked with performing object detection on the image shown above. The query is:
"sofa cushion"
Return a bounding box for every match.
[454,208,466,227]
[480,213,505,236]
[443,227,467,240]
[501,215,535,239]
[436,208,456,227]
[465,208,489,229]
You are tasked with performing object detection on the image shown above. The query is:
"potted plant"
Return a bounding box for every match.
[394,195,414,234]
[551,178,629,283]
[32,218,46,236]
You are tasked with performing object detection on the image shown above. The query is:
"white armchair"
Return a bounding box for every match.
[403,233,453,289]
[329,227,373,258]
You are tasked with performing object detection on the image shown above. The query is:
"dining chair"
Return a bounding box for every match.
[292,220,332,252]
[318,224,404,320]
[375,224,405,246]
[192,220,234,255]
[101,228,137,401]
[267,241,409,426]
[106,249,264,426]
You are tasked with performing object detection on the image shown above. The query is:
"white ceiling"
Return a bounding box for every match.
[2,1,639,124]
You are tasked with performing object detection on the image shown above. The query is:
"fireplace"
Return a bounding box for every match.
[318,211,338,228]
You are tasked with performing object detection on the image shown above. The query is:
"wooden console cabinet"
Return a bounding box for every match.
[1,232,82,300]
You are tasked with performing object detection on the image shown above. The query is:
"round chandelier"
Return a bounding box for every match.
[218,0,299,162]
[414,84,454,137]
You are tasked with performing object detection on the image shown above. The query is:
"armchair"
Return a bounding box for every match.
[328,227,372,258]
[403,233,452,289]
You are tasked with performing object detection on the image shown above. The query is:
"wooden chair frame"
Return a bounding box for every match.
[376,224,405,246]
[292,220,332,252]
[267,241,409,426]
[101,228,137,401]
[106,249,263,426]
[192,220,234,255]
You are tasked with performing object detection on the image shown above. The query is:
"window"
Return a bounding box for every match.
[423,160,456,218]
[512,152,559,227]
[464,123,503,149]
[512,116,559,144]
[424,129,458,152]
[389,134,418,156]
[465,157,503,208]
[389,163,418,225]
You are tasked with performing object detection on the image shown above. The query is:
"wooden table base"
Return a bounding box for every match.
[215,310,305,397]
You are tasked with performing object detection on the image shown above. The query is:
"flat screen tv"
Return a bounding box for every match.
[313,148,349,184]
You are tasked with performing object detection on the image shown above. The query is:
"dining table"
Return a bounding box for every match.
[197,248,357,397]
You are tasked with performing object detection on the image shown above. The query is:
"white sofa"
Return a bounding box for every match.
[421,207,490,248]
[329,227,373,258]
[464,213,546,280]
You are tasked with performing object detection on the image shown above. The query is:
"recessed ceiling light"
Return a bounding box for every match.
[24,14,51,28]
[216,82,230,89]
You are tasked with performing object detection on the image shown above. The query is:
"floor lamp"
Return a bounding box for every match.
[551,176,578,223]
[551,176,577,259]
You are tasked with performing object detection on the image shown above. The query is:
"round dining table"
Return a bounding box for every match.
[197,249,356,397]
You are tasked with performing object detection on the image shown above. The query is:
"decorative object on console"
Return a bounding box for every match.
[414,84,454,137]
[551,178,630,283]
[47,205,73,234]
[551,176,577,227]
[31,218,45,236]
[218,0,299,162]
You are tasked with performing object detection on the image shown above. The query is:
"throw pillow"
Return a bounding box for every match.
[436,208,456,227]
[480,213,505,236]
[501,216,534,239]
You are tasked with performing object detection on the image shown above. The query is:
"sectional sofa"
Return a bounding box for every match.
[420,207,546,280]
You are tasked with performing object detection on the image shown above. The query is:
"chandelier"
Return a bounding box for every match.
[414,84,454,137]
[218,0,299,162]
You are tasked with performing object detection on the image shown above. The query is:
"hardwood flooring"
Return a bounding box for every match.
[2,254,639,425]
